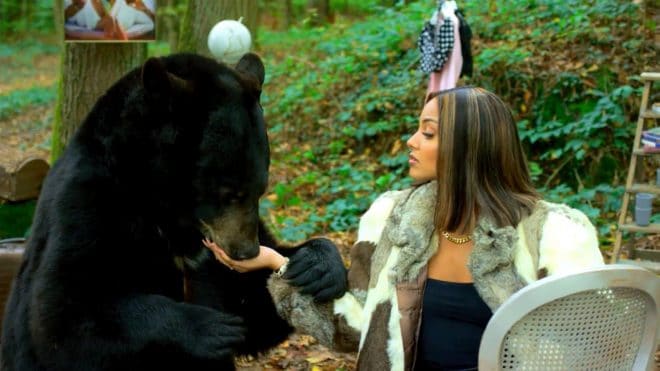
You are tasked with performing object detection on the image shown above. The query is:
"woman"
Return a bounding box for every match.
[205,86,604,370]
[64,0,128,40]
[109,0,155,39]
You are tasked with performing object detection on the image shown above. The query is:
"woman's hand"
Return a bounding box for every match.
[203,238,287,273]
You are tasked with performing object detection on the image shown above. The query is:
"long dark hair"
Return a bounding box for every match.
[427,87,540,232]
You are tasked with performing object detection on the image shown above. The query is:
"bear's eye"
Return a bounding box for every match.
[218,187,234,200]
[229,191,246,204]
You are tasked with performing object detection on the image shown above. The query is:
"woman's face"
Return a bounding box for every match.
[406,97,439,182]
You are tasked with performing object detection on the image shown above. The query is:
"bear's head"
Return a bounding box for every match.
[135,53,268,260]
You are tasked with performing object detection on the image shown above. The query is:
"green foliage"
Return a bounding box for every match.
[147,41,172,58]
[519,81,639,186]
[476,44,531,72]
[0,86,56,120]
[0,201,36,239]
[471,0,638,43]
[261,0,402,29]
[0,38,60,92]
[0,39,59,60]
[258,0,652,248]
[0,0,55,37]
[257,2,433,241]
[541,184,623,238]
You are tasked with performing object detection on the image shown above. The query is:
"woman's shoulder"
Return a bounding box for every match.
[530,200,604,275]
[533,200,595,229]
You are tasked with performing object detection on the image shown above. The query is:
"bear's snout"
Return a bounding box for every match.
[200,215,260,261]
[228,240,260,260]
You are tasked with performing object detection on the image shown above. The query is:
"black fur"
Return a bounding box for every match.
[1,53,346,371]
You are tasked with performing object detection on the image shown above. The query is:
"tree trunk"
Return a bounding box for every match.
[488,0,497,14]
[0,0,20,37]
[178,0,259,56]
[21,0,30,29]
[51,44,146,160]
[307,0,330,26]
[643,0,660,52]
[155,0,170,42]
[156,0,183,51]
[284,0,293,29]
[53,0,63,42]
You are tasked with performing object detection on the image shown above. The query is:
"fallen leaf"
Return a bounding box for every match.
[305,350,334,364]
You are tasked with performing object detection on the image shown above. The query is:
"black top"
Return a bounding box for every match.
[415,278,493,370]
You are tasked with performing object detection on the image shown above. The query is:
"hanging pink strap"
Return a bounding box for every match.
[427,12,463,94]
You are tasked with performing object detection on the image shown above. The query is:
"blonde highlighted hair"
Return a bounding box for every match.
[426,87,540,232]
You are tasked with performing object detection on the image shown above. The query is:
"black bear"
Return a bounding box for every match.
[1,53,347,370]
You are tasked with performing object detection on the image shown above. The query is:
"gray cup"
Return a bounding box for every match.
[636,193,654,209]
[635,207,652,226]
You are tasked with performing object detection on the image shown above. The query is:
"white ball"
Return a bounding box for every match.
[207,19,252,65]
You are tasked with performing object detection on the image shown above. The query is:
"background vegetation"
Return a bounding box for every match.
[0,0,658,258]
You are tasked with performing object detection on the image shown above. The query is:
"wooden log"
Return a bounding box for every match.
[631,247,660,262]
[0,157,50,202]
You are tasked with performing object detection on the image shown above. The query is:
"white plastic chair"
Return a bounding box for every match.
[478,265,659,370]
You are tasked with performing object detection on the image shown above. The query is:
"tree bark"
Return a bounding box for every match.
[284,0,293,29]
[177,0,259,56]
[51,44,146,160]
[53,0,64,42]
[643,0,660,51]
[488,0,497,14]
[156,0,183,51]
[0,0,20,36]
[307,0,330,26]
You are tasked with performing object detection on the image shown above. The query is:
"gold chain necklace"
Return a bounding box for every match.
[442,231,472,244]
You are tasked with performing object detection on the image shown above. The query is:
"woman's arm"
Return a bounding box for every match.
[263,191,401,352]
[204,238,360,352]
[64,0,85,19]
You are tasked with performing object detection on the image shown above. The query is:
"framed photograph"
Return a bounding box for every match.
[63,0,156,42]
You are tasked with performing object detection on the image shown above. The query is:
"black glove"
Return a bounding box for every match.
[283,238,348,302]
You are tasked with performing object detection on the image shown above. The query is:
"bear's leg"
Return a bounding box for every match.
[111,295,245,363]
[29,294,244,370]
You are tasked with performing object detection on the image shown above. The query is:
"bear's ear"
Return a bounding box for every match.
[141,57,193,99]
[235,52,265,88]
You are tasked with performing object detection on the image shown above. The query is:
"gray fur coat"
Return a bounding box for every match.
[268,181,604,370]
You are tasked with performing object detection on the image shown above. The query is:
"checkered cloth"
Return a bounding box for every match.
[418,16,454,74]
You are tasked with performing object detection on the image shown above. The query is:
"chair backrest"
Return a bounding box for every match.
[478,265,659,371]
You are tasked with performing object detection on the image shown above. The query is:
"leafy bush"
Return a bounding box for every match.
[0,0,54,37]
[257,0,652,250]
[0,201,36,239]
[0,86,56,120]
